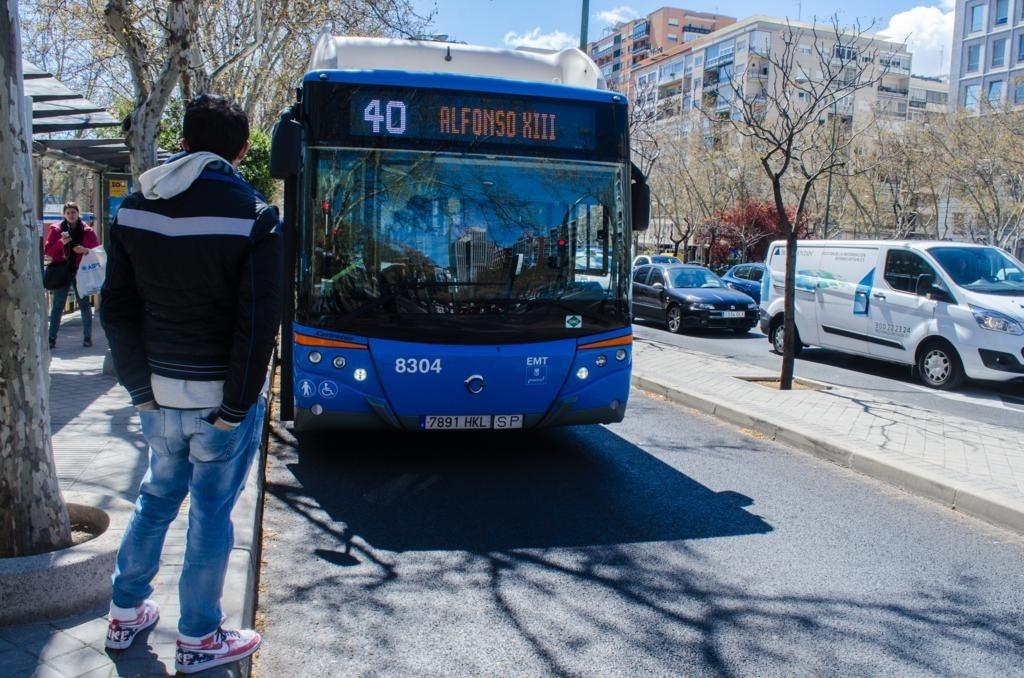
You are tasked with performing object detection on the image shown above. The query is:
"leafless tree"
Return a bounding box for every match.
[1,0,71,558]
[703,17,889,389]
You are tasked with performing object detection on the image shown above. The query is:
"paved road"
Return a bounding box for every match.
[633,321,1024,431]
[254,392,1024,677]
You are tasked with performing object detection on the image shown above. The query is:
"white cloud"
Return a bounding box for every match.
[503,27,578,51]
[596,5,639,26]
[879,5,955,76]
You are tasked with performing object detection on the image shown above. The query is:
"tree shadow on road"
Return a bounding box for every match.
[259,424,1024,677]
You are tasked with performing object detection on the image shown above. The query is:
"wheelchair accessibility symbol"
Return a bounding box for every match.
[297,379,316,399]
[318,380,338,399]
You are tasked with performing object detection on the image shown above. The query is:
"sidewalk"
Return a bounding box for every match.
[0,315,263,678]
[632,335,1024,536]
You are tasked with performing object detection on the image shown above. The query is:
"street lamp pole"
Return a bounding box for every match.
[580,0,590,51]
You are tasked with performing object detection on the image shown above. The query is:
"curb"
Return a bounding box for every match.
[222,393,271,678]
[632,373,1024,537]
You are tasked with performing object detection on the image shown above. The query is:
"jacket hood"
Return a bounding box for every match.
[138,151,233,200]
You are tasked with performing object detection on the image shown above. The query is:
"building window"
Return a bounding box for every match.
[799,44,812,54]
[668,34,678,42]
[993,38,1007,66]
[834,45,858,61]
[1014,78,1024,103]
[965,83,981,109]
[797,91,809,102]
[1018,34,1024,62]
[969,4,984,33]
[668,18,679,26]
[988,79,1005,103]
[996,0,1009,25]
[967,44,981,71]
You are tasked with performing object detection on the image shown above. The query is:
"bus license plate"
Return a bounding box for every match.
[723,311,746,318]
[421,415,524,430]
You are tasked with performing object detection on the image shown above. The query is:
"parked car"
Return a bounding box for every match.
[721,263,768,304]
[760,239,1024,389]
[633,254,681,269]
[632,264,759,334]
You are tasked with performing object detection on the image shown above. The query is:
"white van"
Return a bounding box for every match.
[759,240,1024,389]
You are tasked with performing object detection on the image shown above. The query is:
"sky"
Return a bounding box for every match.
[412,0,957,77]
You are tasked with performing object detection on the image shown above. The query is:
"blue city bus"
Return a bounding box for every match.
[270,37,649,431]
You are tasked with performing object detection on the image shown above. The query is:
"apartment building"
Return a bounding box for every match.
[950,0,1024,109]
[588,6,735,92]
[909,76,951,120]
[631,16,916,129]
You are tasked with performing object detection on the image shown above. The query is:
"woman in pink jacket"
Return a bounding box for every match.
[44,202,100,348]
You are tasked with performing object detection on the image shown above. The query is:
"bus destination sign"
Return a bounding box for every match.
[349,89,598,151]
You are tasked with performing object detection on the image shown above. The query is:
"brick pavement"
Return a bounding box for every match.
[631,334,1024,535]
[0,315,250,677]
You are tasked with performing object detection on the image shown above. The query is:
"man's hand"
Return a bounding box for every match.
[60,232,71,245]
[136,401,158,411]
[72,245,90,255]
[212,418,235,431]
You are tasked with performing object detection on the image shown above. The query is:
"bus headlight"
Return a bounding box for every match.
[332,356,347,369]
[353,368,368,382]
[308,351,322,364]
[595,355,607,367]
[576,367,589,380]
[615,349,628,361]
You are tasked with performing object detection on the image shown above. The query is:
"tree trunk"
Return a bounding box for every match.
[780,228,798,390]
[0,0,71,558]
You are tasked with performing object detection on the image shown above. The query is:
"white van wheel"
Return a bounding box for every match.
[770,318,802,357]
[917,341,964,390]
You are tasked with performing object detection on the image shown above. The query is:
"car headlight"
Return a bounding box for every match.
[747,302,757,309]
[689,302,715,310]
[970,305,1024,335]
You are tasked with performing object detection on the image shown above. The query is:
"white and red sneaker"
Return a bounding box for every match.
[175,627,262,674]
[106,599,160,650]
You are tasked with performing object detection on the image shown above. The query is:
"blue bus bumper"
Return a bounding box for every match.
[290,324,632,431]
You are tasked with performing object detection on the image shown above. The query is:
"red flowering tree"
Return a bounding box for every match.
[708,199,807,266]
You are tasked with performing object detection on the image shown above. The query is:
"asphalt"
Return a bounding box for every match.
[632,322,1024,431]
[253,391,1024,677]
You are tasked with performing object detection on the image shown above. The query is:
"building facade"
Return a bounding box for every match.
[631,17,916,131]
[588,6,735,92]
[950,0,1024,110]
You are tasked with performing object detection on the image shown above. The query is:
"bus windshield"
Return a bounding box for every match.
[301,148,628,342]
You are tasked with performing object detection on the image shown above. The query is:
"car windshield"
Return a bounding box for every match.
[929,246,1024,295]
[651,255,680,264]
[668,268,724,288]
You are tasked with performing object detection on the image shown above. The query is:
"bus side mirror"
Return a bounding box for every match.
[270,110,302,179]
[631,163,650,232]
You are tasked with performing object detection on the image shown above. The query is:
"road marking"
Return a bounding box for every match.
[903,381,1024,412]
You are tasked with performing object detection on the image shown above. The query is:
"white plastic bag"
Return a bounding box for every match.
[75,246,106,297]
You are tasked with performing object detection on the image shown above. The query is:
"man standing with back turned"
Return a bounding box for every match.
[100,94,281,673]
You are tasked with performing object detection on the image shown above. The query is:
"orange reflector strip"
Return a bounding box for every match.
[578,335,633,350]
[294,333,367,349]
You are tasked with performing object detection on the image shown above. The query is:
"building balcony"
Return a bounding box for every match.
[705,52,734,69]
[878,84,909,97]
[682,24,712,35]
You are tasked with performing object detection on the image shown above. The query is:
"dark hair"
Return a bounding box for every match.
[182,94,249,162]
[63,202,80,212]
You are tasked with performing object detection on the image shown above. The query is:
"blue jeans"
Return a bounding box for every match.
[111,398,264,637]
[48,281,92,342]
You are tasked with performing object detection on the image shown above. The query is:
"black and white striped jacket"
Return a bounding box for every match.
[100,158,282,424]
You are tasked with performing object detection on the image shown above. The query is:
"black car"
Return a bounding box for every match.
[632,264,759,334]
